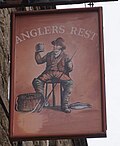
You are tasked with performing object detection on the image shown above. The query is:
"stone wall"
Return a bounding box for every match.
[0,7,12,146]
[0,6,87,146]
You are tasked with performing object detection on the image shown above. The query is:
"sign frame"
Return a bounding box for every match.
[10,7,107,141]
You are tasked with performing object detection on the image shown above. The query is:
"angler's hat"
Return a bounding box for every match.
[51,37,66,50]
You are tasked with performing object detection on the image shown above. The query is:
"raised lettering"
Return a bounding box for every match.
[90,32,97,40]
[59,25,65,34]
[44,26,51,35]
[16,36,23,44]
[21,31,30,41]
[70,27,77,35]
[30,29,38,37]
[84,30,90,39]
[78,28,85,37]
[37,27,45,35]
[52,25,59,34]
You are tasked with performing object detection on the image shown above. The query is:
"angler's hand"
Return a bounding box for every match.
[67,61,73,72]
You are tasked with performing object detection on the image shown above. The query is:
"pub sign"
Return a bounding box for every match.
[10,7,107,140]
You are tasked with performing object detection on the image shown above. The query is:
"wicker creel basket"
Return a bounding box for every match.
[15,93,44,112]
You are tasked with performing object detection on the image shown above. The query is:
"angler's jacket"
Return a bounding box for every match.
[35,51,73,76]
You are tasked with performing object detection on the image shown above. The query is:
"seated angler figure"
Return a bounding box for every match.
[32,37,73,113]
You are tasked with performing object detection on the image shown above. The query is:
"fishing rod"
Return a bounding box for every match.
[31,48,78,113]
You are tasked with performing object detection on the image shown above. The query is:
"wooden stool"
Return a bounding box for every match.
[45,80,63,108]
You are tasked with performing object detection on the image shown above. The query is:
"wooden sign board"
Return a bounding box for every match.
[10,7,107,141]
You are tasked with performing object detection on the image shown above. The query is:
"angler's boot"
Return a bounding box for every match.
[32,78,49,107]
[62,99,71,113]
[32,78,44,101]
[32,78,44,94]
[61,80,73,113]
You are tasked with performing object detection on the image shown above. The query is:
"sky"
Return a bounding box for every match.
[57,1,120,146]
